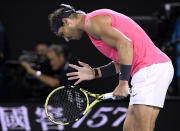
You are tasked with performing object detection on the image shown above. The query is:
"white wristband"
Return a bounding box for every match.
[36,71,42,77]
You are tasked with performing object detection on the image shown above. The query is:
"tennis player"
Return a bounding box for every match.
[49,4,174,131]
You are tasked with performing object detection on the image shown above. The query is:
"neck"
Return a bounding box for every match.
[76,14,86,31]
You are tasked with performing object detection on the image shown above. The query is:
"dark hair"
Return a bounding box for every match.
[36,41,49,46]
[34,41,48,50]
[48,4,85,36]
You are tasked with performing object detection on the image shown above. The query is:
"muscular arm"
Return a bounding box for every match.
[86,15,133,78]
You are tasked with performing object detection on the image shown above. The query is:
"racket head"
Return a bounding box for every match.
[45,85,89,125]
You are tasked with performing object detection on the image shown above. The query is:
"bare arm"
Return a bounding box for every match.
[38,75,60,87]
[85,15,133,66]
[85,15,132,97]
[86,15,133,80]
[30,70,60,88]
[21,62,60,88]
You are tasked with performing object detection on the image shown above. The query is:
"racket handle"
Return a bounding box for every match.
[103,93,116,100]
[103,88,131,100]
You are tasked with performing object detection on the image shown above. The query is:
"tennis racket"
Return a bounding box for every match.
[45,85,130,125]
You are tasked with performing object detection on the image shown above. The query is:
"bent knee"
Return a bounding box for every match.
[123,106,134,131]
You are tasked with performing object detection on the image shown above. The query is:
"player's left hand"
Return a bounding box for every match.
[66,61,95,85]
[113,80,129,99]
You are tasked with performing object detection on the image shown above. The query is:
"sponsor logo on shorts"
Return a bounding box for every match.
[132,93,137,97]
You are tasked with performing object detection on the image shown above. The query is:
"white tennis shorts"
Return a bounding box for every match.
[129,61,174,108]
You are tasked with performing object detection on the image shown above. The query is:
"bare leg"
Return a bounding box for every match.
[150,107,160,131]
[133,104,160,131]
[123,105,135,131]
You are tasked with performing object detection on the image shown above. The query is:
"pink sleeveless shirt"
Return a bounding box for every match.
[84,9,170,77]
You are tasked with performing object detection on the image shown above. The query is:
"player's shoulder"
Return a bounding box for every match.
[89,8,115,14]
[87,9,113,21]
[85,9,112,32]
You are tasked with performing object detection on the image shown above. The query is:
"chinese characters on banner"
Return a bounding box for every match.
[0,106,31,131]
[35,106,64,131]
[0,105,127,131]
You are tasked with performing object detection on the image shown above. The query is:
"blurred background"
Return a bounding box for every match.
[0,0,180,131]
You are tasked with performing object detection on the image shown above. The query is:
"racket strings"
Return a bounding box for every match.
[47,87,87,124]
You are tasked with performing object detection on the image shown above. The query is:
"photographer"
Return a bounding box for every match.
[21,44,75,88]
[35,42,48,61]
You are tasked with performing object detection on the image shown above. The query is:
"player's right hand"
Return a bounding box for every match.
[66,61,95,85]
[113,80,129,99]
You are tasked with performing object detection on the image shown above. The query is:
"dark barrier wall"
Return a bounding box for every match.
[0,100,179,131]
[0,0,179,60]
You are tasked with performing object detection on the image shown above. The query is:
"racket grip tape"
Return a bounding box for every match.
[103,93,115,100]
